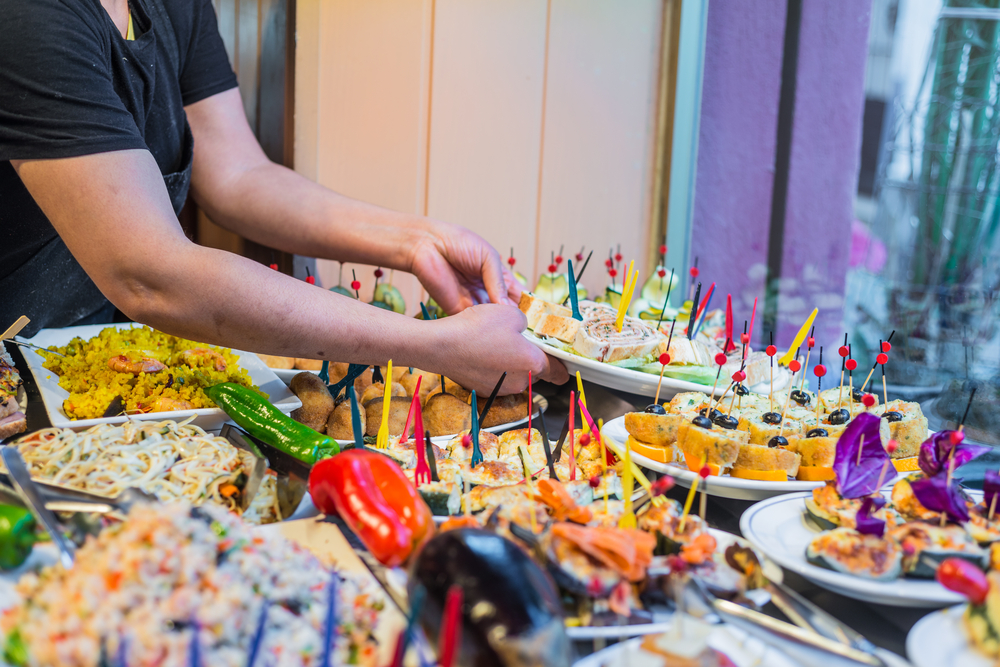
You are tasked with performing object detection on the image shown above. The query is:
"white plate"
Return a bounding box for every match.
[740,492,967,607]
[331,393,549,447]
[576,634,911,667]
[16,323,300,432]
[567,529,779,640]
[272,367,318,383]
[907,605,987,667]
[525,332,792,399]
[601,417,824,501]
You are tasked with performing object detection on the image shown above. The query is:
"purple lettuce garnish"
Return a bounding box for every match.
[984,470,1000,510]
[917,430,989,477]
[910,473,970,523]
[855,496,887,538]
[834,413,892,499]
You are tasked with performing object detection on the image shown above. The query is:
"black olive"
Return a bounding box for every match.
[691,415,714,429]
[735,383,749,396]
[851,387,864,402]
[882,411,903,423]
[806,428,828,438]
[761,411,782,425]
[699,407,722,421]
[644,403,667,415]
[767,435,788,448]
[827,408,850,425]
[713,414,739,430]
[790,389,811,406]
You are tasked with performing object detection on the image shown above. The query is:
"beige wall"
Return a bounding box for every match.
[295,0,664,313]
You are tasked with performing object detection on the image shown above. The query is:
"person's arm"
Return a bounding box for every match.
[10,150,565,393]
[185,88,518,314]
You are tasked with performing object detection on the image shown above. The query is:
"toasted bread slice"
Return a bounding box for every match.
[785,435,837,467]
[734,443,801,477]
[676,420,742,471]
[882,400,928,459]
[669,392,711,415]
[738,414,801,446]
[624,411,684,446]
[534,312,581,343]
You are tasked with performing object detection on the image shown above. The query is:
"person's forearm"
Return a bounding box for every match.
[194,160,433,271]
[128,240,442,367]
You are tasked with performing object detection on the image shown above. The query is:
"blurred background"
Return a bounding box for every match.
[182,0,1000,442]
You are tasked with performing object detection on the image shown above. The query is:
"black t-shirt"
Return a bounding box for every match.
[0,0,238,336]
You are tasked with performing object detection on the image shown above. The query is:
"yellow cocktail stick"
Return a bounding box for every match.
[778,308,818,366]
[678,457,703,533]
[618,431,636,528]
[376,360,393,449]
[576,371,590,434]
[614,262,638,332]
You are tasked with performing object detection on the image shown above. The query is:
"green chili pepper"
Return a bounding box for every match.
[206,383,339,464]
[0,504,37,571]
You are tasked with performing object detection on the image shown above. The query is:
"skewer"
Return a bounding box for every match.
[698,465,710,522]
[574,250,593,284]
[688,257,699,301]
[568,390,577,481]
[778,308,818,366]
[799,327,815,393]
[400,376,422,443]
[576,371,590,435]
[5,339,66,358]
[709,343,730,400]
[691,282,716,339]
[846,345,857,419]
[687,282,702,340]
[0,316,30,341]
[744,297,758,360]
[813,348,825,426]
[837,335,849,412]
[654,320,678,405]
[350,269,361,299]
[478,372,507,424]
[777,357,802,440]
[655,269,676,330]
[859,340,885,394]
[766,333,777,413]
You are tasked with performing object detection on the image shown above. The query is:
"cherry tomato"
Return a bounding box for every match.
[936,557,989,605]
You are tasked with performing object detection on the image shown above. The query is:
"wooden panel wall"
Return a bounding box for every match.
[296,0,665,310]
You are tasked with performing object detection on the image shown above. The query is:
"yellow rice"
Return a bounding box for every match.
[41,325,263,420]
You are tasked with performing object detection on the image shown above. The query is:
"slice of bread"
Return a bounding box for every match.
[518,292,572,329]
[785,435,837,467]
[734,442,801,477]
[624,411,684,446]
[533,312,581,343]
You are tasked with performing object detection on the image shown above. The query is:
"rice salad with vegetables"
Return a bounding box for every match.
[1,502,384,667]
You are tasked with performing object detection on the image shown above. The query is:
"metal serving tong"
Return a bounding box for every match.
[686,577,887,667]
[1,447,77,568]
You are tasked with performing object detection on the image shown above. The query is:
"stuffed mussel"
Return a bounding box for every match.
[806,527,903,581]
[888,522,987,578]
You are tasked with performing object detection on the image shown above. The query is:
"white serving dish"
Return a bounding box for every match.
[16,323,300,432]
[906,604,987,667]
[740,491,970,607]
[524,331,792,399]
[602,416,828,501]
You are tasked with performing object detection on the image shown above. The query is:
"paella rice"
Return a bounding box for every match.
[0,502,385,667]
[39,325,262,420]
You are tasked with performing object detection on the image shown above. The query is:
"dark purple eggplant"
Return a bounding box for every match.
[408,528,570,667]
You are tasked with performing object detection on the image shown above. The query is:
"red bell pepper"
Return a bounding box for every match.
[309,449,434,567]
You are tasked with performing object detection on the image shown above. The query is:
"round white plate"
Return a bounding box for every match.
[576,634,911,667]
[907,605,987,667]
[601,417,823,501]
[331,393,548,447]
[740,492,967,607]
[525,332,792,399]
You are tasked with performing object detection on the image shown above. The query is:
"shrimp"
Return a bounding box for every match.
[107,355,165,375]
[147,396,194,412]
[177,348,227,372]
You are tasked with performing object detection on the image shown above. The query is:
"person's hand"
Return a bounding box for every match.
[407,220,521,314]
[427,304,568,394]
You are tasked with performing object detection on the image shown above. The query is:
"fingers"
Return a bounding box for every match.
[535,352,570,385]
[503,266,523,303]
[481,246,515,307]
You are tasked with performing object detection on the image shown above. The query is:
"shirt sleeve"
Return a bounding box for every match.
[0,0,147,162]
[178,0,239,106]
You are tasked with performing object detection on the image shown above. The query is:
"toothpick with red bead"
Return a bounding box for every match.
[710,341,730,401]
[508,247,517,270]
[813,347,826,425]
[799,327,816,393]
[555,245,564,268]
[860,339,888,395]
[689,257,700,300]
[269,252,279,271]
[606,249,618,290]
[576,246,585,263]
[699,464,711,521]
[766,332,778,413]
[547,251,557,275]
[615,244,623,268]
[351,269,361,299]
[305,266,316,285]
[837,334,849,412]
[880,334,893,408]
[778,355,803,440]
[654,320,677,405]
[743,297,758,361]
[845,346,858,418]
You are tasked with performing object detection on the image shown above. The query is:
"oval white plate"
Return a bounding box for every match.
[906,605,988,667]
[601,417,824,501]
[740,492,967,607]
[16,323,300,432]
[524,331,792,399]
